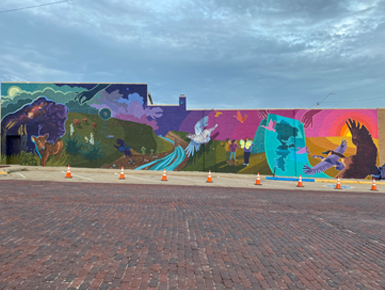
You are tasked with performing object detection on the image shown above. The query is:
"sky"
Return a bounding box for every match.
[0,0,384,109]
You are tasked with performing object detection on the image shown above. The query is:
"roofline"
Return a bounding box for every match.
[1,82,148,84]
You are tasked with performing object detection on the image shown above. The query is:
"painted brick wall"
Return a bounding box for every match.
[1,82,382,179]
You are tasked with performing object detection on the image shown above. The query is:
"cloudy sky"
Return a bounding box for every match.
[1,0,384,109]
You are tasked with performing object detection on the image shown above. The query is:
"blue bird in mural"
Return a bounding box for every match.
[185,116,218,157]
[303,140,348,175]
[114,139,132,158]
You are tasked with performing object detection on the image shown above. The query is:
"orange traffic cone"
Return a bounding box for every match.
[65,165,72,179]
[119,167,125,180]
[255,173,262,185]
[161,169,167,181]
[371,178,378,191]
[206,170,213,183]
[335,177,342,189]
[297,175,304,187]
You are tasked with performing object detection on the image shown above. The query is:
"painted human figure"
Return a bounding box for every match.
[223,138,231,165]
[240,137,254,166]
[229,139,240,166]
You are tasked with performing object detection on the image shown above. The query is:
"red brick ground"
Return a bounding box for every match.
[0,180,384,290]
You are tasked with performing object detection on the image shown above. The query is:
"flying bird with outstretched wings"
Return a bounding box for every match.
[185,116,218,157]
[303,140,347,175]
[261,119,276,132]
[234,111,247,123]
[331,119,379,179]
[214,111,223,117]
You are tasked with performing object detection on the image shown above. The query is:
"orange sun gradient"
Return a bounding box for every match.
[331,114,377,138]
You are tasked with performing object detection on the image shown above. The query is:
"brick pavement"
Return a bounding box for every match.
[0,180,385,290]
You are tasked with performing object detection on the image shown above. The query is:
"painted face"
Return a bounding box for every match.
[32,135,48,151]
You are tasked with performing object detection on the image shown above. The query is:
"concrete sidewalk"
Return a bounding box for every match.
[0,165,384,193]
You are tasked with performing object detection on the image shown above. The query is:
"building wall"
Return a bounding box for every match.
[0,82,382,179]
[378,108,385,166]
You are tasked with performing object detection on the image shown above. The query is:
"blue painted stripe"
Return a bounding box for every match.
[326,185,352,189]
[134,157,162,170]
[165,146,185,171]
[266,177,315,182]
[151,153,175,170]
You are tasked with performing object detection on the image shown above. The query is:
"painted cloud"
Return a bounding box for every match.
[89,89,163,130]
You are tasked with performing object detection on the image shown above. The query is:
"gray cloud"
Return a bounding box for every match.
[0,0,384,109]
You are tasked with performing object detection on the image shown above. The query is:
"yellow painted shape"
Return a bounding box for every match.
[0,171,7,175]
[315,179,385,185]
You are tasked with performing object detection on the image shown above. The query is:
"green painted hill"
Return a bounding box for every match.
[63,112,172,168]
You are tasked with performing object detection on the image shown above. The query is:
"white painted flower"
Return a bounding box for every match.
[70,124,75,136]
[90,132,94,146]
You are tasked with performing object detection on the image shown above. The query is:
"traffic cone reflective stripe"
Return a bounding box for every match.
[255,172,262,185]
[65,165,72,179]
[161,169,167,181]
[371,178,378,191]
[206,170,213,183]
[297,175,304,187]
[119,167,125,180]
[335,177,342,189]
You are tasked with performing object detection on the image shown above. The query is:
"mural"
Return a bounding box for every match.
[0,82,382,179]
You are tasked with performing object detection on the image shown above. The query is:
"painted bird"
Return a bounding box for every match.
[185,116,218,157]
[324,119,379,179]
[234,111,247,123]
[114,139,132,158]
[303,140,347,175]
[261,119,277,132]
[214,111,223,117]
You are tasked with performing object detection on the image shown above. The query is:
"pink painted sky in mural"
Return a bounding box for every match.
[180,109,378,141]
[306,109,378,138]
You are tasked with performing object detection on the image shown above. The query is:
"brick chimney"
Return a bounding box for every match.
[179,94,186,110]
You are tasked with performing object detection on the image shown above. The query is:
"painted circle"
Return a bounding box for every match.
[98,108,112,120]
[7,86,22,97]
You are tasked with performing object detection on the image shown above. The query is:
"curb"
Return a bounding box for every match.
[314,179,385,185]
[2,165,384,184]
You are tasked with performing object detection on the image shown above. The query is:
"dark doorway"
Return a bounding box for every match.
[6,136,21,164]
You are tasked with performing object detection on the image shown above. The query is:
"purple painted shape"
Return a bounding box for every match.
[90,89,123,116]
[153,96,189,136]
[1,96,68,154]
[89,89,163,130]
[296,147,310,154]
